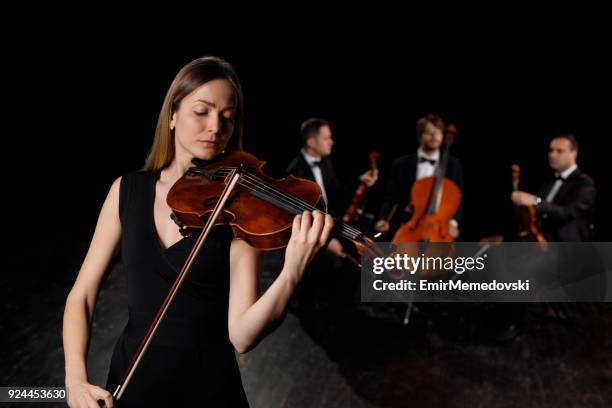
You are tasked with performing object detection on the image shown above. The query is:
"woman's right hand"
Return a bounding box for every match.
[66,378,113,408]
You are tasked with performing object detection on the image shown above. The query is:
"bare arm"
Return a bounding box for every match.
[227,211,333,353]
[62,177,122,408]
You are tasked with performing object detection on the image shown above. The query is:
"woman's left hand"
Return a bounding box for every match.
[282,211,334,283]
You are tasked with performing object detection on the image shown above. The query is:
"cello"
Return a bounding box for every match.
[392,124,462,243]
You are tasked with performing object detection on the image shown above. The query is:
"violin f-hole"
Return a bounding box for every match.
[204,196,220,208]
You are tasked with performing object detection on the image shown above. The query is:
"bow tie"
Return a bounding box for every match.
[419,157,436,166]
[555,174,566,181]
[310,160,321,168]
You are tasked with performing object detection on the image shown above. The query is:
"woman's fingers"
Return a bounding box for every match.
[285,211,336,278]
[308,211,324,244]
[293,210,333,250]
[69,385,113,408]
[319,214,334,246]
[84,393,99,408]
[293,213,302,236]
[92,386,113,408]
[300,211,312,239]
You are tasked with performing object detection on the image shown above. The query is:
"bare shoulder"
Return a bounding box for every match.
[109,175,122,196]
[68,175,124,300]
[100,176,122,215]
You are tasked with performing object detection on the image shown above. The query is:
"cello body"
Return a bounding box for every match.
[390,124,461,278]
[392,176,461,243]
[392,124,462,244]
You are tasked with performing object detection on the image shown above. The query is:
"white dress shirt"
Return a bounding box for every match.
[545,164,578,203]
[416,147,440,180]
[301,149,328,206]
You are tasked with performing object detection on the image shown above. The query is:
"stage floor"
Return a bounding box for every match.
[2,250,611,407]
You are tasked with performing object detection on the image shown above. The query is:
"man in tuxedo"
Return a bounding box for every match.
[287,118,378,205]
[286,118,378,318]
[511,134,596,242]
[288,118,339,216]
[375,114,464,239]
[287,118,378,255]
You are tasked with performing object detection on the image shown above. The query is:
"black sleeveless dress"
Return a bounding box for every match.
[106,170,249,407]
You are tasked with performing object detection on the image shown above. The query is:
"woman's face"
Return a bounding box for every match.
[171,79,237,161]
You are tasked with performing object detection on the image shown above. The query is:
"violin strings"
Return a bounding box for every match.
[212,169,311,214]
[202,166,362,239]
[208,167,362,240]
[230,168,359,236]
[237,177,361,240]
[188,167,317,222]
[224,168,363,239]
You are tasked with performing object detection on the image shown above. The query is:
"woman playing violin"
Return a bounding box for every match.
[62,56,333,407]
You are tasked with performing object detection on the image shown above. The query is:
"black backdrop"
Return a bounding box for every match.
[4,32,610,281]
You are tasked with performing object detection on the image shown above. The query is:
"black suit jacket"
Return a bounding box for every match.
[536,168,596,242]
[378,153,464,233]
[286,154,341,216]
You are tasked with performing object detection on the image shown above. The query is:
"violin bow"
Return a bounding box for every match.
[113,168,242,401]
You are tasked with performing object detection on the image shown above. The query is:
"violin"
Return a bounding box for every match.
[112,150,378,401]
[511,164,547,247]
[166,150,375,251]
[392,124,462,244]
[342,151,379,226]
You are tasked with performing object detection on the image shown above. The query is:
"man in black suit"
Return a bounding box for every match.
[286,118,378,320]
[511,134,596,242]
[375,114,464,239]
[286,117,378,256]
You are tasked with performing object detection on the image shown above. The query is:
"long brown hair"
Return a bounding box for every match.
[144,56,244,171]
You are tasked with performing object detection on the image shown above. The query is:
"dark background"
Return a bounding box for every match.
[4,31,610,277]
[1,20,611,407]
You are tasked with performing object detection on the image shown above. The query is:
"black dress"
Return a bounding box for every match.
[106,170,249,407]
